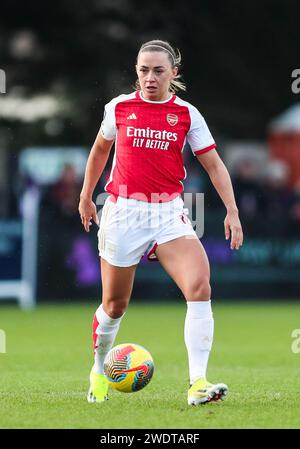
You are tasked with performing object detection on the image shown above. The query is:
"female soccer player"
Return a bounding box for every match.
[79,39,243,405]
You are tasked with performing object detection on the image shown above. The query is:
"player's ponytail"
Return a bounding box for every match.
[136,40,186,94]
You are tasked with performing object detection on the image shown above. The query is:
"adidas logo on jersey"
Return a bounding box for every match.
[127,113,137,120]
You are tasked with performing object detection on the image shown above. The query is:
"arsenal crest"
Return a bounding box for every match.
[166,113,178,126]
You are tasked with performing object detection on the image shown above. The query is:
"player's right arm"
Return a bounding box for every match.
[79,132,114,232]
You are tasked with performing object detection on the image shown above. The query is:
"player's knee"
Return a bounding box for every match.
[103,298,128,318]
[184,277,211,301]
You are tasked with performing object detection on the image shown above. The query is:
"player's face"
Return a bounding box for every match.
[136,51,178,101]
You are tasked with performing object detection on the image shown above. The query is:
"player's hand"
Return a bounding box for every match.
[78,196,99,232]
[224,209,243,250]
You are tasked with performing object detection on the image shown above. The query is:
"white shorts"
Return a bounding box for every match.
[98,195,197,267]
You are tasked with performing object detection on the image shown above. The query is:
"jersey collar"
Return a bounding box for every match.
[136,90,175,104]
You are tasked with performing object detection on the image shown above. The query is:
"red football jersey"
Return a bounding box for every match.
[100,91,216,202]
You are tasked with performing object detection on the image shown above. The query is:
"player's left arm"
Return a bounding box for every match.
[196,149,243,250]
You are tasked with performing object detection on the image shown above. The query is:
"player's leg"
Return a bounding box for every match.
[155,236,228,404]
[88,258,138,403]
[93,258,137,371]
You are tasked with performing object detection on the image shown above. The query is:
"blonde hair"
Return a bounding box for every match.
[136,39,186,93]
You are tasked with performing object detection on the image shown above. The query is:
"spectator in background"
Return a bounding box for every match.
[47,163,82,221]
[183,161,206,213]
[231,157,265,234]
[288,180,300,237]
[263,160,293,237]
[39,163,92,298]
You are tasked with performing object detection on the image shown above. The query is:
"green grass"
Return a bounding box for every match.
[1,300,300,429]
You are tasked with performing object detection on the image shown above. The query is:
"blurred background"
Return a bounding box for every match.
[1,0,300,308]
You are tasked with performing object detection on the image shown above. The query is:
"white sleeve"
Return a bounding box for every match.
[187,106,216,155]
[99,99,116,140]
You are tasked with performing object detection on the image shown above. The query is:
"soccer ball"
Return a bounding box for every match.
[103,343,154,393]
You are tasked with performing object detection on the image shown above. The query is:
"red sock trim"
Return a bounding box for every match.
[92,313,99,350]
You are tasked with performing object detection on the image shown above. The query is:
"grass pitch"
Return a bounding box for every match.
[0,300,300,429]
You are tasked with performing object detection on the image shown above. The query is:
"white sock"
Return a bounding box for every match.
[92,304,124,374]
[184,300,214,385]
